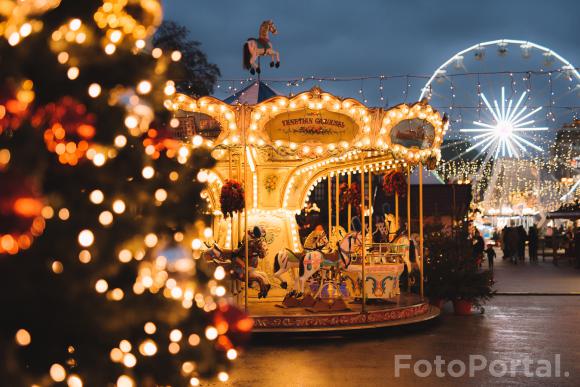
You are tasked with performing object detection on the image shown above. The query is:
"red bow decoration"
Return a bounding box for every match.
[383,170,407,197]
[220,179,245,217]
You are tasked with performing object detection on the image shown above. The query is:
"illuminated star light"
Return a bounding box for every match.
[459,87,548,159]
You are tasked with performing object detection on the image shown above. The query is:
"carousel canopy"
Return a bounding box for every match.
[223,81,280,105]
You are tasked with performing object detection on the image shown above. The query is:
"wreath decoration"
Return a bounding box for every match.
[383,170,407,197]
[220,179,244,217]
[339,182,361,213]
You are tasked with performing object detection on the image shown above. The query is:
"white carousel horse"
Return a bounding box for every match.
[243,20,280,75]
[272,228,328,290]
[297,231,363,295]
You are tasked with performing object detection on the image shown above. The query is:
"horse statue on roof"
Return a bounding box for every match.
[243,20,281,75]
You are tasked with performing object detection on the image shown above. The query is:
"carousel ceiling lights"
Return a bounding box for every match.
[460,87,548,159]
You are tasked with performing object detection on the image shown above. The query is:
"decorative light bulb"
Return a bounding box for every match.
[78,230,94,247]
[88,83,102,98]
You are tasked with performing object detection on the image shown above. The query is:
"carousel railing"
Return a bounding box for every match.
[351,243,408,264]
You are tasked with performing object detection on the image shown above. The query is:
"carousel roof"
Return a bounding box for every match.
[223,81,280,105]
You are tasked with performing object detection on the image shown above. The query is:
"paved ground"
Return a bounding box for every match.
[223,296,580,386]
[491,248,580,294]
[221,252,580,387]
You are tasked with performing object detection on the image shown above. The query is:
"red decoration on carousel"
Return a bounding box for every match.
[339,182,361,213]
[0,173,45,255]
[220,179,245,217]
[32,97,96,166]
[383,170,407,197]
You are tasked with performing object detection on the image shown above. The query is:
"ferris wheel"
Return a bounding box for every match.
[420,39,580,206]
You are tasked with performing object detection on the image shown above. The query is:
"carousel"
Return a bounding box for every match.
[168,22,448,332]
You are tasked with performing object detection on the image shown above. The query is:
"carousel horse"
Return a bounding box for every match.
[272,227,328,290]
[243,20,280,75]
[202,227,271,298]
[387,227,412,274]
[296,231,363,296]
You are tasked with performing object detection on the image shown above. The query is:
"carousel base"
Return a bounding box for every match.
[246,290,440,333]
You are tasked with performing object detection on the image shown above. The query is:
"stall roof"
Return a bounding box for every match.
[223,81,280,105]
[547,202,580,219]
[409,167,444,185]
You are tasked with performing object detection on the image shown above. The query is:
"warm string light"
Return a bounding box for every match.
[93,0,162,53]
[0,0,61,46]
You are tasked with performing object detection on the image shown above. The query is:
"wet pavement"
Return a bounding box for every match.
[221,254,580,386]
[492,249,580,294]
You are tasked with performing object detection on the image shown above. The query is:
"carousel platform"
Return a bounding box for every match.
[247,291,440,333]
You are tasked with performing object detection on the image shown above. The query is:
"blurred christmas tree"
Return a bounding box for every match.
[0,1,250,385]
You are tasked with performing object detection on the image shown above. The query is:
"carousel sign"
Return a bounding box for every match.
[264,108,358,144]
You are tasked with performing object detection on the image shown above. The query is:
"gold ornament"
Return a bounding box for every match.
[264,174,278,193]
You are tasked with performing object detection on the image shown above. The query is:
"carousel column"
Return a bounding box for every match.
[419,162,424,299]
[395,193,399,232]
[328,172,332,237]
[368,167,372,244]
[347,172,352,232]
[237,153,242,247]
[335,174,339,230]
[407,164,411,290]
[360,155,367,313]
[228,150,234,250]
[243,117,249,312]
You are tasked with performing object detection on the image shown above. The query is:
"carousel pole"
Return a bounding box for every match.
[395,193,399,231]
[335,174,339,229]
[406,164,411,290]
[419,162,424,299]
[368,167,372,245]
[243,115,249,312]
[328,173,332,237]
[237,154,242,247]
[360,154,366,313]
[348,172,352,232]
[229,150,233,250]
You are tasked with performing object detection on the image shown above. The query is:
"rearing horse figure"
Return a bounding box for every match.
[243,20,280,75]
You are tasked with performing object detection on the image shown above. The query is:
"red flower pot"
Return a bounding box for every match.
[453,299,472,315]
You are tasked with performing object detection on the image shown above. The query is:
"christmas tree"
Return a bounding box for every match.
[0,1,250,385]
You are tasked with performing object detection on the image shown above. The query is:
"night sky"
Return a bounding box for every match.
[164,0,579,121]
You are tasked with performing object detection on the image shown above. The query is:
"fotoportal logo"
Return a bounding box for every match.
[394,354,570,378]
